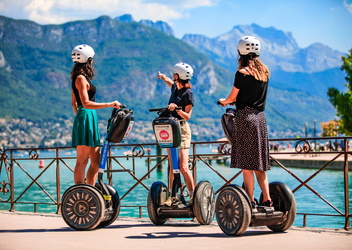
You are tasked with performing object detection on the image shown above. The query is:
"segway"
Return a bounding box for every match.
[215,105,296,236]
[61,105,134,230]
[147,107,215,225]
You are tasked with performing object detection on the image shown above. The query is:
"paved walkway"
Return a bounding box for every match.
[0,211,351,250]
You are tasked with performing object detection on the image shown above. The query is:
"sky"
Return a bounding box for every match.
[0,0,351,53]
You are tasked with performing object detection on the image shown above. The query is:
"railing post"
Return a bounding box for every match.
[343,138,350,230]
[303,214,307,227]
[9,150,15,212]
[156,145,163,171]
[56,148,61,214]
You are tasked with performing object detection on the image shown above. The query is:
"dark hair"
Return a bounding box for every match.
[177,78,192,89]
[70,58,95,81]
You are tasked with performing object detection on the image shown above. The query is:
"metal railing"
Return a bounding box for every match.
[0,136,351,230]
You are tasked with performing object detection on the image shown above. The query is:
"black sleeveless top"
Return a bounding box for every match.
[71,75,96,107]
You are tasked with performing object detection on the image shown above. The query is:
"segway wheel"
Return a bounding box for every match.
[95,183,121,228]
[215,185,251,236]
[261,182,296,232]
[147,181,168,225]
[61,184,105,230]
[193,180,215,225]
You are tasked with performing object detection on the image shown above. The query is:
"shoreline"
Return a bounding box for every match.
[270,152,351,170]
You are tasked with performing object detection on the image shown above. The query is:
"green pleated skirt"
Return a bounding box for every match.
[71,106,101,147]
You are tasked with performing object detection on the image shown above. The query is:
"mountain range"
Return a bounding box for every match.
[0,14,348,143]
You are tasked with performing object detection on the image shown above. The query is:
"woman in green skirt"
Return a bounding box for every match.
[71,44,121,185]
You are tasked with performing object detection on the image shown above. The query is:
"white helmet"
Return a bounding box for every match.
[237,36,261,56]
[71,44,95,63]
[173,62,193,80]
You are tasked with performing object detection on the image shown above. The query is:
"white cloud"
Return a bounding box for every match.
[165,0,219,9]
[344,0,352,13]
[25,0,56,23]
[0,0,219,25]
[142,0,219,9]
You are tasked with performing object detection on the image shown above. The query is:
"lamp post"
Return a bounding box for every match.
[313,120,316,150]
[334,116,338,136]
[304,122,308,138]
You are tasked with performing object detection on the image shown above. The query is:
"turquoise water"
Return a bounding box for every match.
[0,146,351,229]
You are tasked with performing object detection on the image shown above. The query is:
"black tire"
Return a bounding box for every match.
[215,185,251,236]
[261,181,296,232]
[95,183,120,228]
[61,184,105,230]
[147,181,168,225]
[193,180,215,225]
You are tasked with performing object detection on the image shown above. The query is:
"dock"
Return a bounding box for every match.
[0,211,351,250]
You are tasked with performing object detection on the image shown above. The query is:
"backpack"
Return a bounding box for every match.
[221,108,236,145]
[107,108,134,143]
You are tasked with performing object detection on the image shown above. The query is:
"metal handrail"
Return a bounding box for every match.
[0,136,350,229]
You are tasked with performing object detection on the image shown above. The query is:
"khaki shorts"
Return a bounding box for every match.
[180,121,191,149]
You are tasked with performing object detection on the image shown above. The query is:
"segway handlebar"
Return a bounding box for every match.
[217,100,236,106]
[149,107,182,112]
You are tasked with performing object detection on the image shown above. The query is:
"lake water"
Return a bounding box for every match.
[0,146,351,229]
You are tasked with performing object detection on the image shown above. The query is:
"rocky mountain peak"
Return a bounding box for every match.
[139,19,174,36]
[115,14,135,23]
[114,14,174,36]
[183,24,345,73]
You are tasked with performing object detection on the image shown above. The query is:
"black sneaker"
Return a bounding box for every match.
[262,200,273,207]
[251,201,258,209]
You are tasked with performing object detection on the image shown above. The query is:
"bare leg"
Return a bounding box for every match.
[255,170,271,202]
[166,149,174,190]
[74,145,91,184]
[85,147,100,185]
[178,148,195,192]
[243,170,255,201]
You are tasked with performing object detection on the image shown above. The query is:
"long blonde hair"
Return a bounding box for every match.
[237,55,270,82]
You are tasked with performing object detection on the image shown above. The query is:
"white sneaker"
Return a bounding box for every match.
[164,196,172,206]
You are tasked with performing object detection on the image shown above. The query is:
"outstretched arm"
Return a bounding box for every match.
[158,71,173,88]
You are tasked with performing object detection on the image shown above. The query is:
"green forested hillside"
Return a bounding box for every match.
[0,16,232,123]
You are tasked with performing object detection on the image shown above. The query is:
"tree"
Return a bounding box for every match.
[327,49,352,135]
[320,120,338,137]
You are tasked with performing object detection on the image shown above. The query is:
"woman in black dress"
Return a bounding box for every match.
[218,36,272,207]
